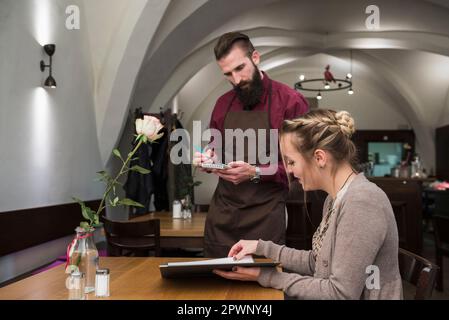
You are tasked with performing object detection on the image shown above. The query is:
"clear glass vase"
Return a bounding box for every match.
[67,227,99,293]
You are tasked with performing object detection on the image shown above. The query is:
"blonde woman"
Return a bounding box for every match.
[213,109,403,300]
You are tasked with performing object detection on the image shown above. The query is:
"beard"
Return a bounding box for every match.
[233,67,264,110]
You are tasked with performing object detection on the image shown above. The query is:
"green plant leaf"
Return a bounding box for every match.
[80,221,90,230]
[113,149,123,160]
[193,181,202,187]
[73,198,90,221]
[74,198,96,225]
[95,171,111,183]
[118,198,145,208]
[130,165,150,174]
[65,264,79,274]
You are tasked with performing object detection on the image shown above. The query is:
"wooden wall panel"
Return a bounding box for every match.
[0,200,101,256]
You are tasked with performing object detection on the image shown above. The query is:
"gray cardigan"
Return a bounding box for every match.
[256,173,403,300]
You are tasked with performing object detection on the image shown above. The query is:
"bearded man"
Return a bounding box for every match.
[194,32,309,257]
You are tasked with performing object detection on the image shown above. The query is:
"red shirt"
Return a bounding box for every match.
[208,72,309,188]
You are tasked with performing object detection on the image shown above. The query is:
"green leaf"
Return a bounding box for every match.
[113,149,123,160]
[118,198,145,208]
[95,171,112,183]
[73,198,96,225]
[193,181,202,187]
[80,221,91,232]
[65,264,79,274]
[130,165,150,174]
[113,197,119,206]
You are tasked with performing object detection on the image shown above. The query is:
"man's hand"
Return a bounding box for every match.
[193,149,216,173]
[215,161,256,185]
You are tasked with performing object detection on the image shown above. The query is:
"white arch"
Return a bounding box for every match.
[101,0,277,165]
[106,3,449,167]
[163,32,443,167]
[96,0,170,165]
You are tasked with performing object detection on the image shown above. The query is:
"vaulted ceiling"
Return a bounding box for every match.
[84,0,449,170]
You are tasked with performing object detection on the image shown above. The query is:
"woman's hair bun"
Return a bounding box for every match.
[335,111,355,138]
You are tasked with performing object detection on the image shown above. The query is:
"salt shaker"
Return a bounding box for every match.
[66,271,85,300]
[172,200,182,219]
[95,269,110,297]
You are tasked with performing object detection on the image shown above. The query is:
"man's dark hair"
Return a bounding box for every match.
[214,32,255,60]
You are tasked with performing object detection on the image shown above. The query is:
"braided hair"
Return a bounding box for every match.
[281,109,358,169]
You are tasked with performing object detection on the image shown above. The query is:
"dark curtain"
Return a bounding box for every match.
[123,139,154,215]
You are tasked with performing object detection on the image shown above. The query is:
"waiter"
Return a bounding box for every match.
[194,32,309,257]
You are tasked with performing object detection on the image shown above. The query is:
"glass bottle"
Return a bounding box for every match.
[411,154,422,178]
[68,227,99,293]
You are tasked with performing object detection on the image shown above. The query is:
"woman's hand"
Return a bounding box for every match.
[228,240,259,260]
[213,266,261,281]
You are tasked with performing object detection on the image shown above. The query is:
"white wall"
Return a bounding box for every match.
[0,0,103,283]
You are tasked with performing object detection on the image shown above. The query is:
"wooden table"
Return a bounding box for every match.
[131,212,206,249]
[0,257,283,300]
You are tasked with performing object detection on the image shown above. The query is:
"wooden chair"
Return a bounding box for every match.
[433,214,449,291]
[398,248,439,300]
[103,217,160,257]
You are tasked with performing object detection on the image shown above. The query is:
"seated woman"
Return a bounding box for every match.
[213,109,403,300]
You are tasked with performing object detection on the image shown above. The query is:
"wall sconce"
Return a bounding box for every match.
[40,44,56,88]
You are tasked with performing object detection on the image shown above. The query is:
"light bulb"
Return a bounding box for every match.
[324,83,330,90]
[346,73,352,79]
[299,74,305,81]
[348,88,354,95]
[317,92,322,100]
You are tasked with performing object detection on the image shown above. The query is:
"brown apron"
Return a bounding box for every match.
[204,80,287,257]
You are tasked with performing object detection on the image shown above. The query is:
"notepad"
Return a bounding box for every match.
[166,255,254,267]
[159,256,279,278]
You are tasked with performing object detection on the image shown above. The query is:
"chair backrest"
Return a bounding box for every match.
[433,214,449,249]
[398,248,439,300]
[103,217,160,256]
[433,191,449,217]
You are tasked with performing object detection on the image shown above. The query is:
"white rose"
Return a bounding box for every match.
[135,115,164,142]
